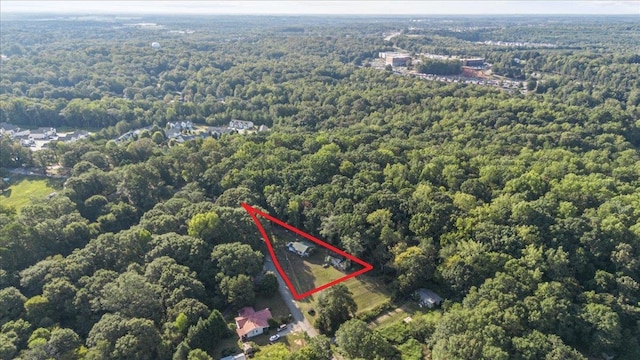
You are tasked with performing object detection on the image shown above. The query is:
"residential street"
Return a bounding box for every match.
[264,257,318,337]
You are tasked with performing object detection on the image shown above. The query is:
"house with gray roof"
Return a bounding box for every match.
[287,241,315,257]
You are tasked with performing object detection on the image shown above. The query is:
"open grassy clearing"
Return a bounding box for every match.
[0,176,63,212]
[277,246,346,295]
[370,302,424,328]
[344,275,392,312]
[267,227,392,306]
[280,330,308,351]
[267,227,347,294]
[294,274,394,327]
[263,228,393,329]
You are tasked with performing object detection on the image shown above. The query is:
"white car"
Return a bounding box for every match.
[269,334,281,342]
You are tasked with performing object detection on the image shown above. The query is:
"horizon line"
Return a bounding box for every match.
[2,12,638,16]
[2,1,638,16]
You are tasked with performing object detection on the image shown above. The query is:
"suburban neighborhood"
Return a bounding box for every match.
[115,120,269,144]
[1,118,269,152]
[0,122,90,150]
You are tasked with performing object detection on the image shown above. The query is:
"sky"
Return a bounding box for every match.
[1,1,639,15]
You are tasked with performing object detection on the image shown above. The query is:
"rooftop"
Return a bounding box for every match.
[287,241,315,254]
[235,307,272,338]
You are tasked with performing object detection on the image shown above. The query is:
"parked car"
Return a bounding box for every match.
[269,334,281,342]
[277,324,287,332]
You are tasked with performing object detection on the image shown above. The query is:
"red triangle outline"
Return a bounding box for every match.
[242,203,374,300]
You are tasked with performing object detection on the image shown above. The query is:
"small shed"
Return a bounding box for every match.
[415,288,443,308]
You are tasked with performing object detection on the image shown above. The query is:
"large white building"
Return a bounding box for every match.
[386,56,411,67]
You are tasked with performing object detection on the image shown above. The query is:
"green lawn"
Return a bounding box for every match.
[0,176,62,212]
[254,293,291,322]
[281,331,308,352]
[371,302,423,328]
[342,275,392,313]
[263,228,393,327]
[296,274,393,326]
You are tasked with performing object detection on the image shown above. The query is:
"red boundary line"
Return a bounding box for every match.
[242,203,374,300]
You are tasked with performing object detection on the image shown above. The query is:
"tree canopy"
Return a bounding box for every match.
[1,13,639,360]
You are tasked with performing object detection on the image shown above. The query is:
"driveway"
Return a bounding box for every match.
[264,257,318,337]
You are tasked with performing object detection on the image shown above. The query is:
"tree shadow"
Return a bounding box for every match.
[358,275,390,292]
[275,245,317,295]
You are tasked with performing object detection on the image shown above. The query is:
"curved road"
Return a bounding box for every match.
[264,257,318,337]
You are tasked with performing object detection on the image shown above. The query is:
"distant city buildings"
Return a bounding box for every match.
[380,52,485,69]
[386,56,411,67]
[476,40,557,48]
[379,52,412,67]
[461,58,485,69]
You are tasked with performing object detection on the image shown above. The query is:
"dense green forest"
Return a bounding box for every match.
[1,14,639,360]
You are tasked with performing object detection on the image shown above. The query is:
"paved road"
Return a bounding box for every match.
[264,257,318,337]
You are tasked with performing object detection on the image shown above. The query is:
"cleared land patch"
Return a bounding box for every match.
[0,176,62,212]
[264,228,392,321]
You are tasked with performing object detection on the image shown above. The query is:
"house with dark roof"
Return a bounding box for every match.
[206,126,234,138]
[287,241,315,257]
[235,307,273,340]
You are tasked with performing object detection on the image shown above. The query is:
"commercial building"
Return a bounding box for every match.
[462,58,485,68]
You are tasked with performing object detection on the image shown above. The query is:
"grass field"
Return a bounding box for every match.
[265,227,393,325]
[0,176,63,212]
[371,302,423,328]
